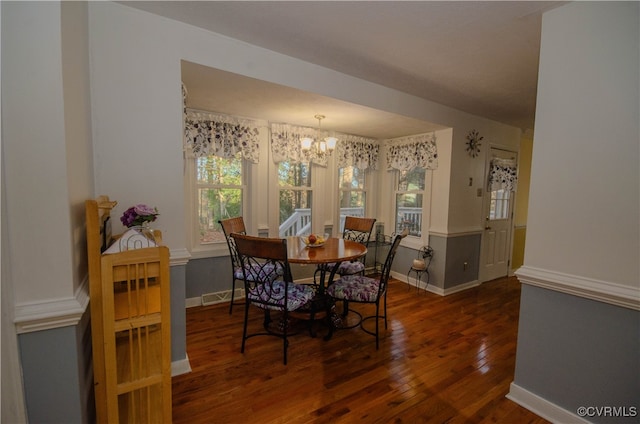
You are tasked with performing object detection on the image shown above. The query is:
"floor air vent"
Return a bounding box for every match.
[201,289,244,306]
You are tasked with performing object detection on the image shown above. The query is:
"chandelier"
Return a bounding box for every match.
[301,114,338,154]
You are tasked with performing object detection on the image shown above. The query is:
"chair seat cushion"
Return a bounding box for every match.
[234,263,284,281]
[327,275,380,303]
[318,261,365,276]
[248,281,315,311]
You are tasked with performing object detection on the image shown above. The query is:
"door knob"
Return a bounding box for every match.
[485,225,492,230]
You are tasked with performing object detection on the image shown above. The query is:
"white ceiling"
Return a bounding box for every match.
[121,1,566,138]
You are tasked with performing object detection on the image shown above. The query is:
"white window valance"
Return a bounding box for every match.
[336,135,380,170]
[386,133,438,171]
[183,110,261,163]
[488,158,518,191]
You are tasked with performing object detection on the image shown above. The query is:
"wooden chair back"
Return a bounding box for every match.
[232,233,289,266]
[343,216,376,245]
[219,216,246,237]
[378,232,406,296]
[231,233,293,314]
[219,217,247,268]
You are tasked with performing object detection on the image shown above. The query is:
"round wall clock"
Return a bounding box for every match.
[466,129,483,158]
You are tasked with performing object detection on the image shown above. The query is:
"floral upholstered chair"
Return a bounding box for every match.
[219,216,285,314]
[219,217,249,314]
[326,231,406,349]
[315,216,376,282]
[231,233,315,365]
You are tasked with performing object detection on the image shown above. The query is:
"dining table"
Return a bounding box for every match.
[286,236,367,339]
[286,236,367,290]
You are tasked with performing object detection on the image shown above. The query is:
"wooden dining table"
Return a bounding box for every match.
[286,236,367,292]
[286,236,367,339]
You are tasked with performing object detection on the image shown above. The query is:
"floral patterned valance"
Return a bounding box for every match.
[488,158,518,191]
[271,123,380,169]
[270,123,329,166]
[386,133,438,171]
[184,110,261,163]
[336,135,379,170]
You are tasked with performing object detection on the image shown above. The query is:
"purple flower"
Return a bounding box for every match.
[134,204,157,216]
[120,204,159,227]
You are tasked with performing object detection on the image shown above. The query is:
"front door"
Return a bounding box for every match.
[480,147,517,282]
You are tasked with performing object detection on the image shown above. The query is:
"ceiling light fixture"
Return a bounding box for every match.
[301,114,338,154]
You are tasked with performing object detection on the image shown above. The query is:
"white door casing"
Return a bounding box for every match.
[480,147,517,282]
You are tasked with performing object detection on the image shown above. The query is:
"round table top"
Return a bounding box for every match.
[286,236,367,265]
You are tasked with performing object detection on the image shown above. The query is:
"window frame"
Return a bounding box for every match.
[276,160,314,238]
[394,167,428,240]
[337,165,369,233]
[185,153,248,258]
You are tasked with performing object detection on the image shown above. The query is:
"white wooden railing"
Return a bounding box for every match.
[278,206,423,237]
[279,208,312,237]
[397,207,422,236]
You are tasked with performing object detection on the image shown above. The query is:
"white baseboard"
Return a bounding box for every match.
[443,280,480,296]
[506,382,587,424]
[185,296,202,308]
[171,355,192,377]
[390,271,479,297]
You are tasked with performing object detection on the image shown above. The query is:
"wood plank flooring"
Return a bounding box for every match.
[172,276,549,423]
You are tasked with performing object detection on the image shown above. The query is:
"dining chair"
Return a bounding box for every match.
[231,233,315,365]
[219,217,248,314]
[314,216,376,283]
[326,231,406,349]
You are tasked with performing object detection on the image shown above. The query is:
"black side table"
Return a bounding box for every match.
[406,246,434,291]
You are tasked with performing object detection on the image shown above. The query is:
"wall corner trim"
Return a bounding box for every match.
[507,382,588,424]
[170,247,191,266]
[516,266,640,311]
[14,278,90,334]
[171,355,192,377]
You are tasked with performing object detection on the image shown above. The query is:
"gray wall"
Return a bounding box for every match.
[186,237,479,301]
[514,285,640,423]
[512,2,639,421]
[19,311,93,424]
[170,265,187,362]
[187,255,236,298]
[425,234,480,291]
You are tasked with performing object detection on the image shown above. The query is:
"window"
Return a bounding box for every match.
[338,166,366,232]
[278,161,312,237]
[194,155,244,245]
[489,189,510,220]
[395,167,425,236]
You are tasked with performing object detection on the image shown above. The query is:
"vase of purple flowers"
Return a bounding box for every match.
[120,204,159,228]
[120,204,159,242]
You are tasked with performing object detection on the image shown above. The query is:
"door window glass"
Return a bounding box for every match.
[489,189,510,220]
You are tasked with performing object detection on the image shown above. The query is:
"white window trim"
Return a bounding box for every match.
[185,154,249,259]
[336,165,370,233]
[392,168,432,250]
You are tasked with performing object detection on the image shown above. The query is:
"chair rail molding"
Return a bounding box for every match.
[14,277,90,334]
[170,247,192,266]
[516,265,640,311]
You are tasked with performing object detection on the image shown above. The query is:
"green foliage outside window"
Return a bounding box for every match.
[396,168,425,236]
[197,156,242,243]
[278,161,311,225]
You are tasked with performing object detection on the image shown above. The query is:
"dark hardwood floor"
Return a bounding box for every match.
[172,276,549,423]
